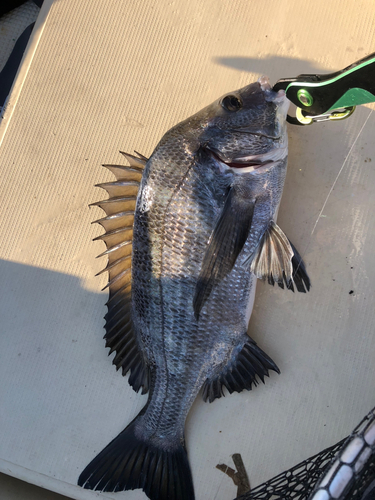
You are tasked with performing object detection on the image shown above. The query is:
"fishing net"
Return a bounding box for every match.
[235,406,375,500]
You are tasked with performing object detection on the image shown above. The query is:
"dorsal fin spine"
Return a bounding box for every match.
[90,196,138,206]
[105,283,132,306]
[113,343,138,368]
[101,268,131,291]
[107,328,133,354]
[95,255,131,276]
[107,328,133,355]
[93,226,133,242]
[119,150,147,169]
[92,211,135,226]
[105,312,132,335]
[96,240,132,258]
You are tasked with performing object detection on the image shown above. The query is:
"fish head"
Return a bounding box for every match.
[198,76,290,173]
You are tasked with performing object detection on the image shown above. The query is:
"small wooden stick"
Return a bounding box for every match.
[216,453,250,496]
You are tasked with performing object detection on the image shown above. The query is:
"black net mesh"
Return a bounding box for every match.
[236,407,375,500]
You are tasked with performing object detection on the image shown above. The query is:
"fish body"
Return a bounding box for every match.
[78,77,310,499]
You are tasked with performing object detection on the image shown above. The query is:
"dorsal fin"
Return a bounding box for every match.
[119,150,148,169]
[92,151,150,394]
[246,221,311,293]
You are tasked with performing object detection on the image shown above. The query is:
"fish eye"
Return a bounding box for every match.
[221,95,243,112]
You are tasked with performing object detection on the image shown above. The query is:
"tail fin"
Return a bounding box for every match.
[78,417,195,500]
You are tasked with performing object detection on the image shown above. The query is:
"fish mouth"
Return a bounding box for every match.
[206,146,287,174]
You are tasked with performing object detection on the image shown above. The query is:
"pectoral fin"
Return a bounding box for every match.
[193,186,255,319]
[247,221,310,292]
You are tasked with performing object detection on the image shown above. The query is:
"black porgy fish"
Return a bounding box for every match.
[78,76,310,499]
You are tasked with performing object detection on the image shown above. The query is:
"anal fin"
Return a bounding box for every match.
[202,336,279,403]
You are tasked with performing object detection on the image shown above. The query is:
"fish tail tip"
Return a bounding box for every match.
[78,418,195,499]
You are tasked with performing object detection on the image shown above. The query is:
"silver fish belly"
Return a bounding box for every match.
[78,77,310,500]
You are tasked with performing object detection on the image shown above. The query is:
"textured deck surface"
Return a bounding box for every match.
[0,1,374,499]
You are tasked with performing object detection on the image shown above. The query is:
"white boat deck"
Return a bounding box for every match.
[1,1,374,499]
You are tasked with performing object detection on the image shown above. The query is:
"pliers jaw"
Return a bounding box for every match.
[273,51,375,125]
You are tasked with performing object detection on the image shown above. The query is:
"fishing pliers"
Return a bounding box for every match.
[273,51,375,125]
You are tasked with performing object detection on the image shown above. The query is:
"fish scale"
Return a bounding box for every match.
[79,78,311,499]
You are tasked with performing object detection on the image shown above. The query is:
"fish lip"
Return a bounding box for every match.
[258,75,286,103]
[258,75,272,91]
[204,146,282,172]
[230,128,283,140]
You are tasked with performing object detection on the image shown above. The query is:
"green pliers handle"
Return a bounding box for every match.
[273,51,375,124]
